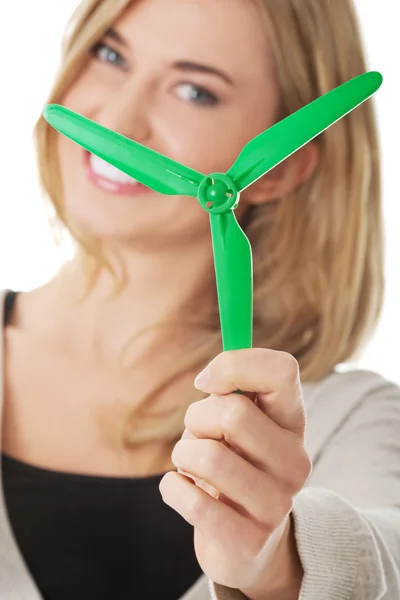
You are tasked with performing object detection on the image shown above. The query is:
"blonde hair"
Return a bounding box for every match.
[34,0,383,449]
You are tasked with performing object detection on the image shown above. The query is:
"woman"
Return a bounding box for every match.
[1,0,399,599]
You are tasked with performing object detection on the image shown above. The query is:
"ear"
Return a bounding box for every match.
[240,141,320,206]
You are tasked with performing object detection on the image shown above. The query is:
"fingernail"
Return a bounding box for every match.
[194,367,211,390]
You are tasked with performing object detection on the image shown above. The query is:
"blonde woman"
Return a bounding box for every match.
[1,0,399,599]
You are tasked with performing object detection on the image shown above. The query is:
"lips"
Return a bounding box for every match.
[84,150,151,196]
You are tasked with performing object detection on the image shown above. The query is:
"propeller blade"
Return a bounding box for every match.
[209,211,253,351]
[43,104,204,197]
[227,71,383,191]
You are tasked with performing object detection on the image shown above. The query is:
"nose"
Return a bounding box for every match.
[91,80,152,144]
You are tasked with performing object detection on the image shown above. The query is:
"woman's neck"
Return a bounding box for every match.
[15,241,217,364]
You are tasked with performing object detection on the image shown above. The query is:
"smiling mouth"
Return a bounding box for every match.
[84,151,151,195]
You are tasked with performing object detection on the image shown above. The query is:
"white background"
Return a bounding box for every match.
[0,1,399,383]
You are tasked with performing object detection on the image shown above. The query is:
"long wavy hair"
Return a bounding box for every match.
[33,0,383,451]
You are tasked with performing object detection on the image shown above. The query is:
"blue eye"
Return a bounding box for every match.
[91,42,127,69]
[176,83,219,106]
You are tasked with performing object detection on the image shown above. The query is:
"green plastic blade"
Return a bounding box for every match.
[43,104,204,197]
[227,71,383,191]
[209,211,253,351]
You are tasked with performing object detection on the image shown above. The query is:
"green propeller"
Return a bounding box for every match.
[43,70,382,352]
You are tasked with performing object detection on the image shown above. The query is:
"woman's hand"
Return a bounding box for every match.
[159,349,311,598]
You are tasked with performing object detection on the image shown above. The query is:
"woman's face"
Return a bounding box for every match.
[58,0,279,248]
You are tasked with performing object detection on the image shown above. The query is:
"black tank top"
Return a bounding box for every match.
[2,291,202,600]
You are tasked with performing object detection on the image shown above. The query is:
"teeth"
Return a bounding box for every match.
[89,153,139,184]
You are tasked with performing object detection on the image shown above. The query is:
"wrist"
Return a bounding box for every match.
[240,514,303,600]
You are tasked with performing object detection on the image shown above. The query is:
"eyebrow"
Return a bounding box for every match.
[104,28,128,48]
[104,28,233,86]
[172,61,233,86]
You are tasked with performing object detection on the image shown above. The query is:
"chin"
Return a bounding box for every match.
[63,202,148,244]
[61,184,211,252]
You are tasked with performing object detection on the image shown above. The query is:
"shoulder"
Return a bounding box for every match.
[0,288,8,344]
[0,288,16,334]
[302,368,400,458]
[0,288,8,313]
[303,367,400,409]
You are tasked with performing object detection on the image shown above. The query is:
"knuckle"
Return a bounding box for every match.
[286,449,313,491]
[224,351,239,379]
[184,400,201,428]
[278,352,300,383]
[222,395,250,435]
[298,451,313,482]
[188,494,208,522]
[280,494,294,517]
[208,351,238,385]
[160,471,176,495]
[198,440,221,475]
[213,350,232,371]
[254,348,275,371]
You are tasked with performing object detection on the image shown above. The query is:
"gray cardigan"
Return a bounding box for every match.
[0,289,399,599]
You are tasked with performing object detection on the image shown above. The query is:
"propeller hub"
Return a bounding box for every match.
[197,173,239,214]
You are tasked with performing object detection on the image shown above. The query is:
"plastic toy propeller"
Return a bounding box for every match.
[43,71,382,352]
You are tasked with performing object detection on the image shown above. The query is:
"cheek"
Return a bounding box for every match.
[57,135,80,187]
[60,79,86,114]
[164,126,245,177]
[59,68,112,120]
[153,101,240,176]
[158,109,272,179]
